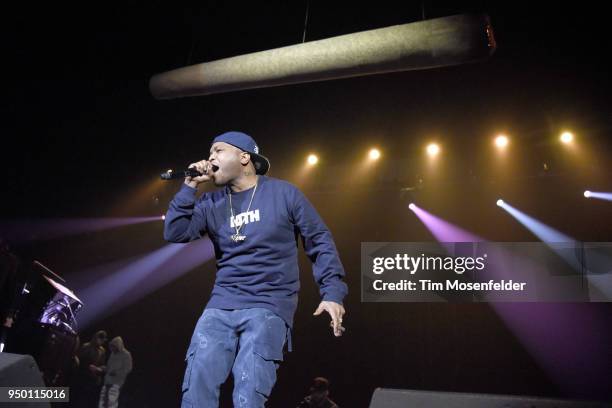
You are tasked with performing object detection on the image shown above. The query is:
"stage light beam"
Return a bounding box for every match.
[0,217,164,244]
[408,203,612,397]
[409,203,482,242]
[76,238,215,328]
[497,199,573,243]
[583,190,612,201]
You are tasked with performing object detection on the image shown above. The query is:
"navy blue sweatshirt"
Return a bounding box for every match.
[163,176,347,326]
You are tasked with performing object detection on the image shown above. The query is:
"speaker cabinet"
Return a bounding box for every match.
[369,388,609,408]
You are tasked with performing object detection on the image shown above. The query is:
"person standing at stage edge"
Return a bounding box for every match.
[72,330,108,407]
[164,131,348,407]
[98,336,133,408]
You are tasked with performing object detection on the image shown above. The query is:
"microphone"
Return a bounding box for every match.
[160,166,218,180]
[160,168,202,180]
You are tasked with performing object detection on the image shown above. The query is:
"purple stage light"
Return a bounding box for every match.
[408,204,611,396]
[409,204,522,282]
[409,203,483,242]
[65,255,152,294]
[496,303,612,398]
[0,217,162,243]
[76,238,214,328]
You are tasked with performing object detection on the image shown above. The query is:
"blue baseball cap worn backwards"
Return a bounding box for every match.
[212,131,270,175]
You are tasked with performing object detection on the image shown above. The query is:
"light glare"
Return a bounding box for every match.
[495,135,509,148]
[560,132,574,144]
[426,143,440,157]
[369,148,381,160]
[307,154,318,165]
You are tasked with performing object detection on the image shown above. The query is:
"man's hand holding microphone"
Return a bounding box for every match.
[184,160,213,188]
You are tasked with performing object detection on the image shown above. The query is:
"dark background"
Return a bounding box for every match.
[3,1,612,406]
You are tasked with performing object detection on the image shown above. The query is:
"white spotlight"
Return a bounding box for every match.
[408,203,416,211]
[426,143,440,157]
[584,190,591,198]
[496,199,504,207]
[560,132,574,144]
[495,135,509,149]
[369,148,381,160]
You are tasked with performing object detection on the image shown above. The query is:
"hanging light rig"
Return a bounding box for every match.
[150,13,496,99]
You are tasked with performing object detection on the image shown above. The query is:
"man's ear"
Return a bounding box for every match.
[240,152,251,166]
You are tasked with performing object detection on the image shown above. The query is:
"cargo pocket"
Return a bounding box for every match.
[253,342,283,397]
[252,315,287,397]
[182,344,197,394]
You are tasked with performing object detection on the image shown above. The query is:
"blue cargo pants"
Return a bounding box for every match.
[181,308,288,408]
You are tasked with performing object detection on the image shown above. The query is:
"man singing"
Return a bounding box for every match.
[164,131,347,407]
